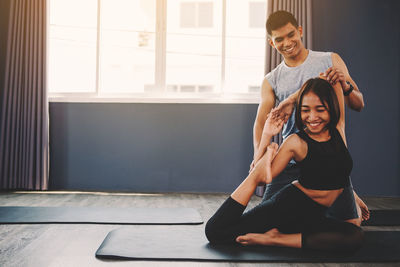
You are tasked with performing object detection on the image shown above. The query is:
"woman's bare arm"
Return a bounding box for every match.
[319,74,347,145]
[253,108,284,164]
[268,134,305,181]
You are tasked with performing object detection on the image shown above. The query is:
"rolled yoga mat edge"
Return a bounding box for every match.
[362,209,400,226]
[0,206,203,225]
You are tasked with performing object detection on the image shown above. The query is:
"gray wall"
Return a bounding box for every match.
[312,0,400,196]
[49,103,257,192]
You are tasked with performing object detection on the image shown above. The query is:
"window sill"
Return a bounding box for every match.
[48,94,260,104]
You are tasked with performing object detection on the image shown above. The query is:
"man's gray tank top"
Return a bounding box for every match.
[266,50,332,140]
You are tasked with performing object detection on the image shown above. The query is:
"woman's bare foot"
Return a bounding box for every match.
[251,143,279,184]
[236,228,301,248]
[236,228,281,246]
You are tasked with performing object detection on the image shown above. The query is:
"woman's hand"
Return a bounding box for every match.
[271,99,295,123]
[262,108,285,137]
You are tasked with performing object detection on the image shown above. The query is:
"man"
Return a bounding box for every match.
[251,11,369,223]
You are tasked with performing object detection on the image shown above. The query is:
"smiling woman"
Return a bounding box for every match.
[205,77,364,252]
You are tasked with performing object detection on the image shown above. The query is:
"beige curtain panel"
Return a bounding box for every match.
[0,0,48,190]
[265,0,313,74]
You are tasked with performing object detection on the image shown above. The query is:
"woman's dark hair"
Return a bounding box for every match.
[266,10,299,36]
[295,78,340,131]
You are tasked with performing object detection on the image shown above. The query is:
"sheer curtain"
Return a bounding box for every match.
[0,0,48,190]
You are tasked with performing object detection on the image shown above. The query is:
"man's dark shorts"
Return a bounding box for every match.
[262,163,359,220]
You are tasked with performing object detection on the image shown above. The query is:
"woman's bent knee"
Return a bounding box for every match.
[205,219,222,243]
[205,219,234,244]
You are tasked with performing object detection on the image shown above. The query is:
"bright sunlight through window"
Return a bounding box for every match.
[48,0,267,103]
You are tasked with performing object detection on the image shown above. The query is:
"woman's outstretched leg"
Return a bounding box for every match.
[205,144,278,243]
[231,143,277,206]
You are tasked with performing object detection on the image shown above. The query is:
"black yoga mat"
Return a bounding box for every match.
[362,209,400,226]
[96,227,400,262]
[0,206,203,225]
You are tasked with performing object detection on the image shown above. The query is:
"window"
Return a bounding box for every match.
[99,0,156,94]
[48,0,98,93]
[225,0,265,94]
[48,0,267,103]
[249,1,266,28]
[180,2,213,28]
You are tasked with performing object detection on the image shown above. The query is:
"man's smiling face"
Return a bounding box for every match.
[269,22,304,60]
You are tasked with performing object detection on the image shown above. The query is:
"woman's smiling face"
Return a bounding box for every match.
[300,92,330,135]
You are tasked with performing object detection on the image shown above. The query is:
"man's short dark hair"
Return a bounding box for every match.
[295,78,341,132]
[266,10,299,36]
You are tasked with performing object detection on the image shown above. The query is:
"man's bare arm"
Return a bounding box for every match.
[251,78,276,170]
[273,53,365,120]
[327,53,364,111]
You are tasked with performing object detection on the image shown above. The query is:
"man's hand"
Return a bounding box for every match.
[324,67,349,92]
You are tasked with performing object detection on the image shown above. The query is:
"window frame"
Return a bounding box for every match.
[47,0,265,104]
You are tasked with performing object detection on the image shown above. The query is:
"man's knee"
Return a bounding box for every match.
[346,217,362,227]
[262,165,298,202]
[345,201,362,226]
[262,183,284,202]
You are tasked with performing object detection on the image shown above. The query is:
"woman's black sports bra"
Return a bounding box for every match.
[295,128,352,190]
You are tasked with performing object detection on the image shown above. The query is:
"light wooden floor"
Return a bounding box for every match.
[1,191,400,267]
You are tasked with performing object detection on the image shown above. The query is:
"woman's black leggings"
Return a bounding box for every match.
[205,184,363,252]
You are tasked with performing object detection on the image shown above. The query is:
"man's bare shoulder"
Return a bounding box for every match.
[331,52,345,66]
[260,77,274,99]
[261,76,272,89]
